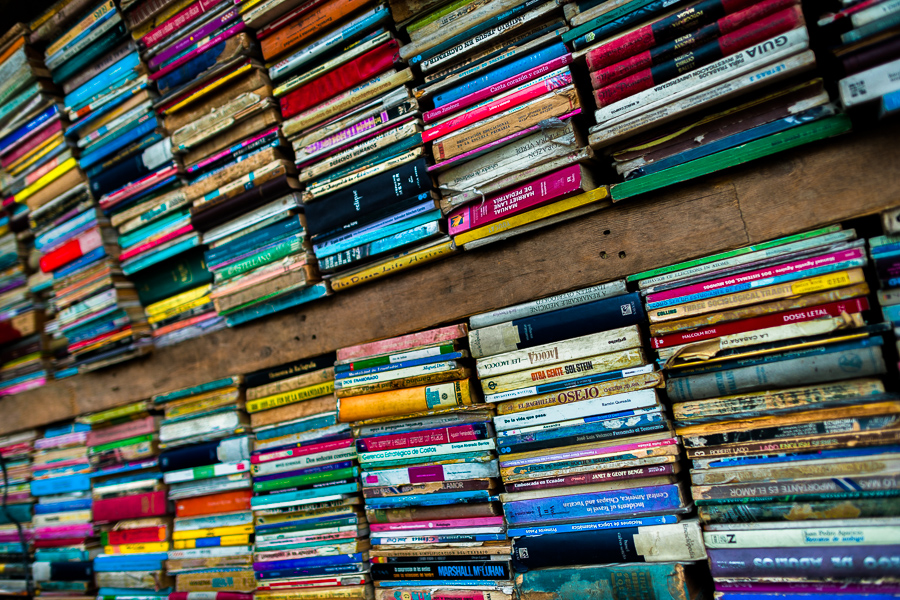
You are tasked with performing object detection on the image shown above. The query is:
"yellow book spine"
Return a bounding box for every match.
[147,295,212,324]
[80,400,148,424]
[165,391,241,420]
[330,240,456,292]
[173,534,250,550]
[14,157,77,203]
[146,284,213,317]
[8,134,65,175]
[172,524,254,540]
[104,541,171,554]
[337,379,475,423]
[454,187,610,246]
[164,63,253,115]
[246,381,335,414]
[131,0,194,40]
[46,0,114,56]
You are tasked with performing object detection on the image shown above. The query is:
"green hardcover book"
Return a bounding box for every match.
[612,114,852,202]
[131,247,212,306]
[88,433,154,455]
[253,467,358,492]
[214,236,305,282]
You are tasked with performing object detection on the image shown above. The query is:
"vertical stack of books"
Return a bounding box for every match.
[0,207,48,396]
[245,357,370,600]
[335,326,505,600]
[466,283,707,594]
[398,0,610,250]
[819,0,900,117]
[153,377,256,597]
[572,0,851,202]
[870,223,900,364]
[0,429,38,597]
[628,225,900,596]
[81,401,171,600]
[30,422,97,599]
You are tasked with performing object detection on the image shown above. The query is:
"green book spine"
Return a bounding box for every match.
[132,247,212,306]
[88,433,154,454]
[407,0,473,32]
[561,0,658,44]
[214,237,304,282]
[253,467,358,492]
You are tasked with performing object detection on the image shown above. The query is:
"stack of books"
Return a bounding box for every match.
[399,0,609,250]
[574,0,852,202]
[628,225,899,596]
[244,356,370,600]
[465,284,706,588]
[819,0,900,117]
[870,228,900,364]
[335,325,506,600]
[30,422,97,599]
[81,401,171,600]
[153,376,255,597]
[0,429,38,596]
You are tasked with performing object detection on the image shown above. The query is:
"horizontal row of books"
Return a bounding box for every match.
[0,0,898,386]
[1,217,899,599]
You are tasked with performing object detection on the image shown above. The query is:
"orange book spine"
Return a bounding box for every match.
[259,0,369,61]
[176,490,252,517]
[338,379,477,423]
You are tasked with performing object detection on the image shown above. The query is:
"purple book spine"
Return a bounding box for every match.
[708,545,900,578]
[148,7,240,70]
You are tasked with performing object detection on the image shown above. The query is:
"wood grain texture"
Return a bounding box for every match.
[2,124,899,433]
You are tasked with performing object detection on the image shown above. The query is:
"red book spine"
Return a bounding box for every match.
[337,324,467,362]
[34,538,88,548]
[423,54,574,123]
[142,0,226,48]
[106,526,166,545]
[169,595,253,600]
[422,72,573,143]
[251,438,354,465]
[0,120,63,168]
[650,297,870,349]
[593,8,803,106]
[86,415,157,447]
[503,463,677,492]
[357,425,483,453]
[119,224,194,262]
[279,40,400,119]
[39,228,102,273]
[448,165,587,236]
[585,0,795,70]
[256,0,331,39]
[176,490,252,517]
[591,0,798,86]
[93,490,169,523]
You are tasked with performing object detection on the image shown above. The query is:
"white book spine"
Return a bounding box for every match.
[851,0,900,27]
[704,526,900,548]
[493,388,659,431]
[361,460,500,486]
[335,360,459,389]
[359,439,496,464]
[252,448,358,476]
[840,57,900,108]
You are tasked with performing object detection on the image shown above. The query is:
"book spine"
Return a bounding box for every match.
[176,490,252,517]
[245,381,335,414]
[500,437,677,468]
[259,0,369,59]
[707,545,900,578]
[337,324,466,362]
[251,449,358,477]
[149,8,240,69]
[46,0,115,57]
[504,483,684,525]
[685,429,900,459]
[39,228,101,273]
[165,461,251,483]
[149,21,248,82]
[370,562,511,580]
[337,379,474,423]
[501,421,668,454]
[362,460,498,487]
[93,491,168,522]
[840,56,900,107]
[85,416,157,447]
[593,8,803,106]
[212,236,303,281]
[360,439,496,464]
[494,387,659,431]
[252,439,353,465]
[357,424,488,453]
[143,0,227,48]
[694,473,900,501]
[668,345,886,401]
[505,463,676,492]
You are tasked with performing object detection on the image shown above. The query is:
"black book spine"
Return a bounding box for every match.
[159,440,221,471]
[244,353,337,388]
[304,158,432,238]
[512,529,643,568]
[683,414,898,447]
[370,560,512,580]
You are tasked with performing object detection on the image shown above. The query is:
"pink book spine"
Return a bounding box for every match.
[188,127,277,174]
[34,432,87,449]
[427,109,580,172]
[500,437,678,468]
[647,248,865,304]
[142,0,226,48]
[0,119,64,167]
[424,55,573,123]
[101,165,180,209]
[423,72,573,143]
[33,458,90,470]
[251,438,354,465]
[149,21,247,81]
[504,463,677,492]
[209,259,308,299]
[35,524,94,539]
[169,595,254,600]
[336,324,468,362]
[296,117,416,169]
[369,517,504,532]
[0,378,46,396]
[85,415,156,447]
[119,224,194,262]
[298,112,395,158]
[358,425,481,453]
[448,164,587,236]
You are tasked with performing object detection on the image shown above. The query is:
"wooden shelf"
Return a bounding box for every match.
[3,120,899,434]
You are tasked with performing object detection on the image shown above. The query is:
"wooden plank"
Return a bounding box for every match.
[2,123,899,433]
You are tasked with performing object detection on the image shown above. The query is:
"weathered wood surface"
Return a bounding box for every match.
[3,123,899,433]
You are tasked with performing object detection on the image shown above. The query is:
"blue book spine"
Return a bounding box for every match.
[254,414,338,441]
[571,0,687,50]
[883,303,900,323]
[250,482,359,508]
[122,235,200,275]
[377,580,508,588]
[319,220,441,272]
[410,0,545,65]
[36,549,87,561]
[872,245,900,259]
[98,589,171,597]
[36,211,99,251]
[503,483,684,525]
[93,459,159,478]
[156,41,229,93]
[46,7,118,65]
[0,105,58,151]
[507,514,678,537]
[224,283,328,327]
[882,87,900,115]
[79,114,157,169]
[313,209,442,258]
[65,52,140,108]
[364,490,494,510]
[120,211,189,248]
[255,563,362,579]
[83,130,162,179]
[433,44,568,108]
[254,553,363,572]
[30,474,92,496]
[499,412,666,450]
[701,445,900,468]
[205,218,304,265]
[335,351,465,379]
[94,558,165,571]
[81,105,151,153]
[33,499,93,515]
[647,259,868,308]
